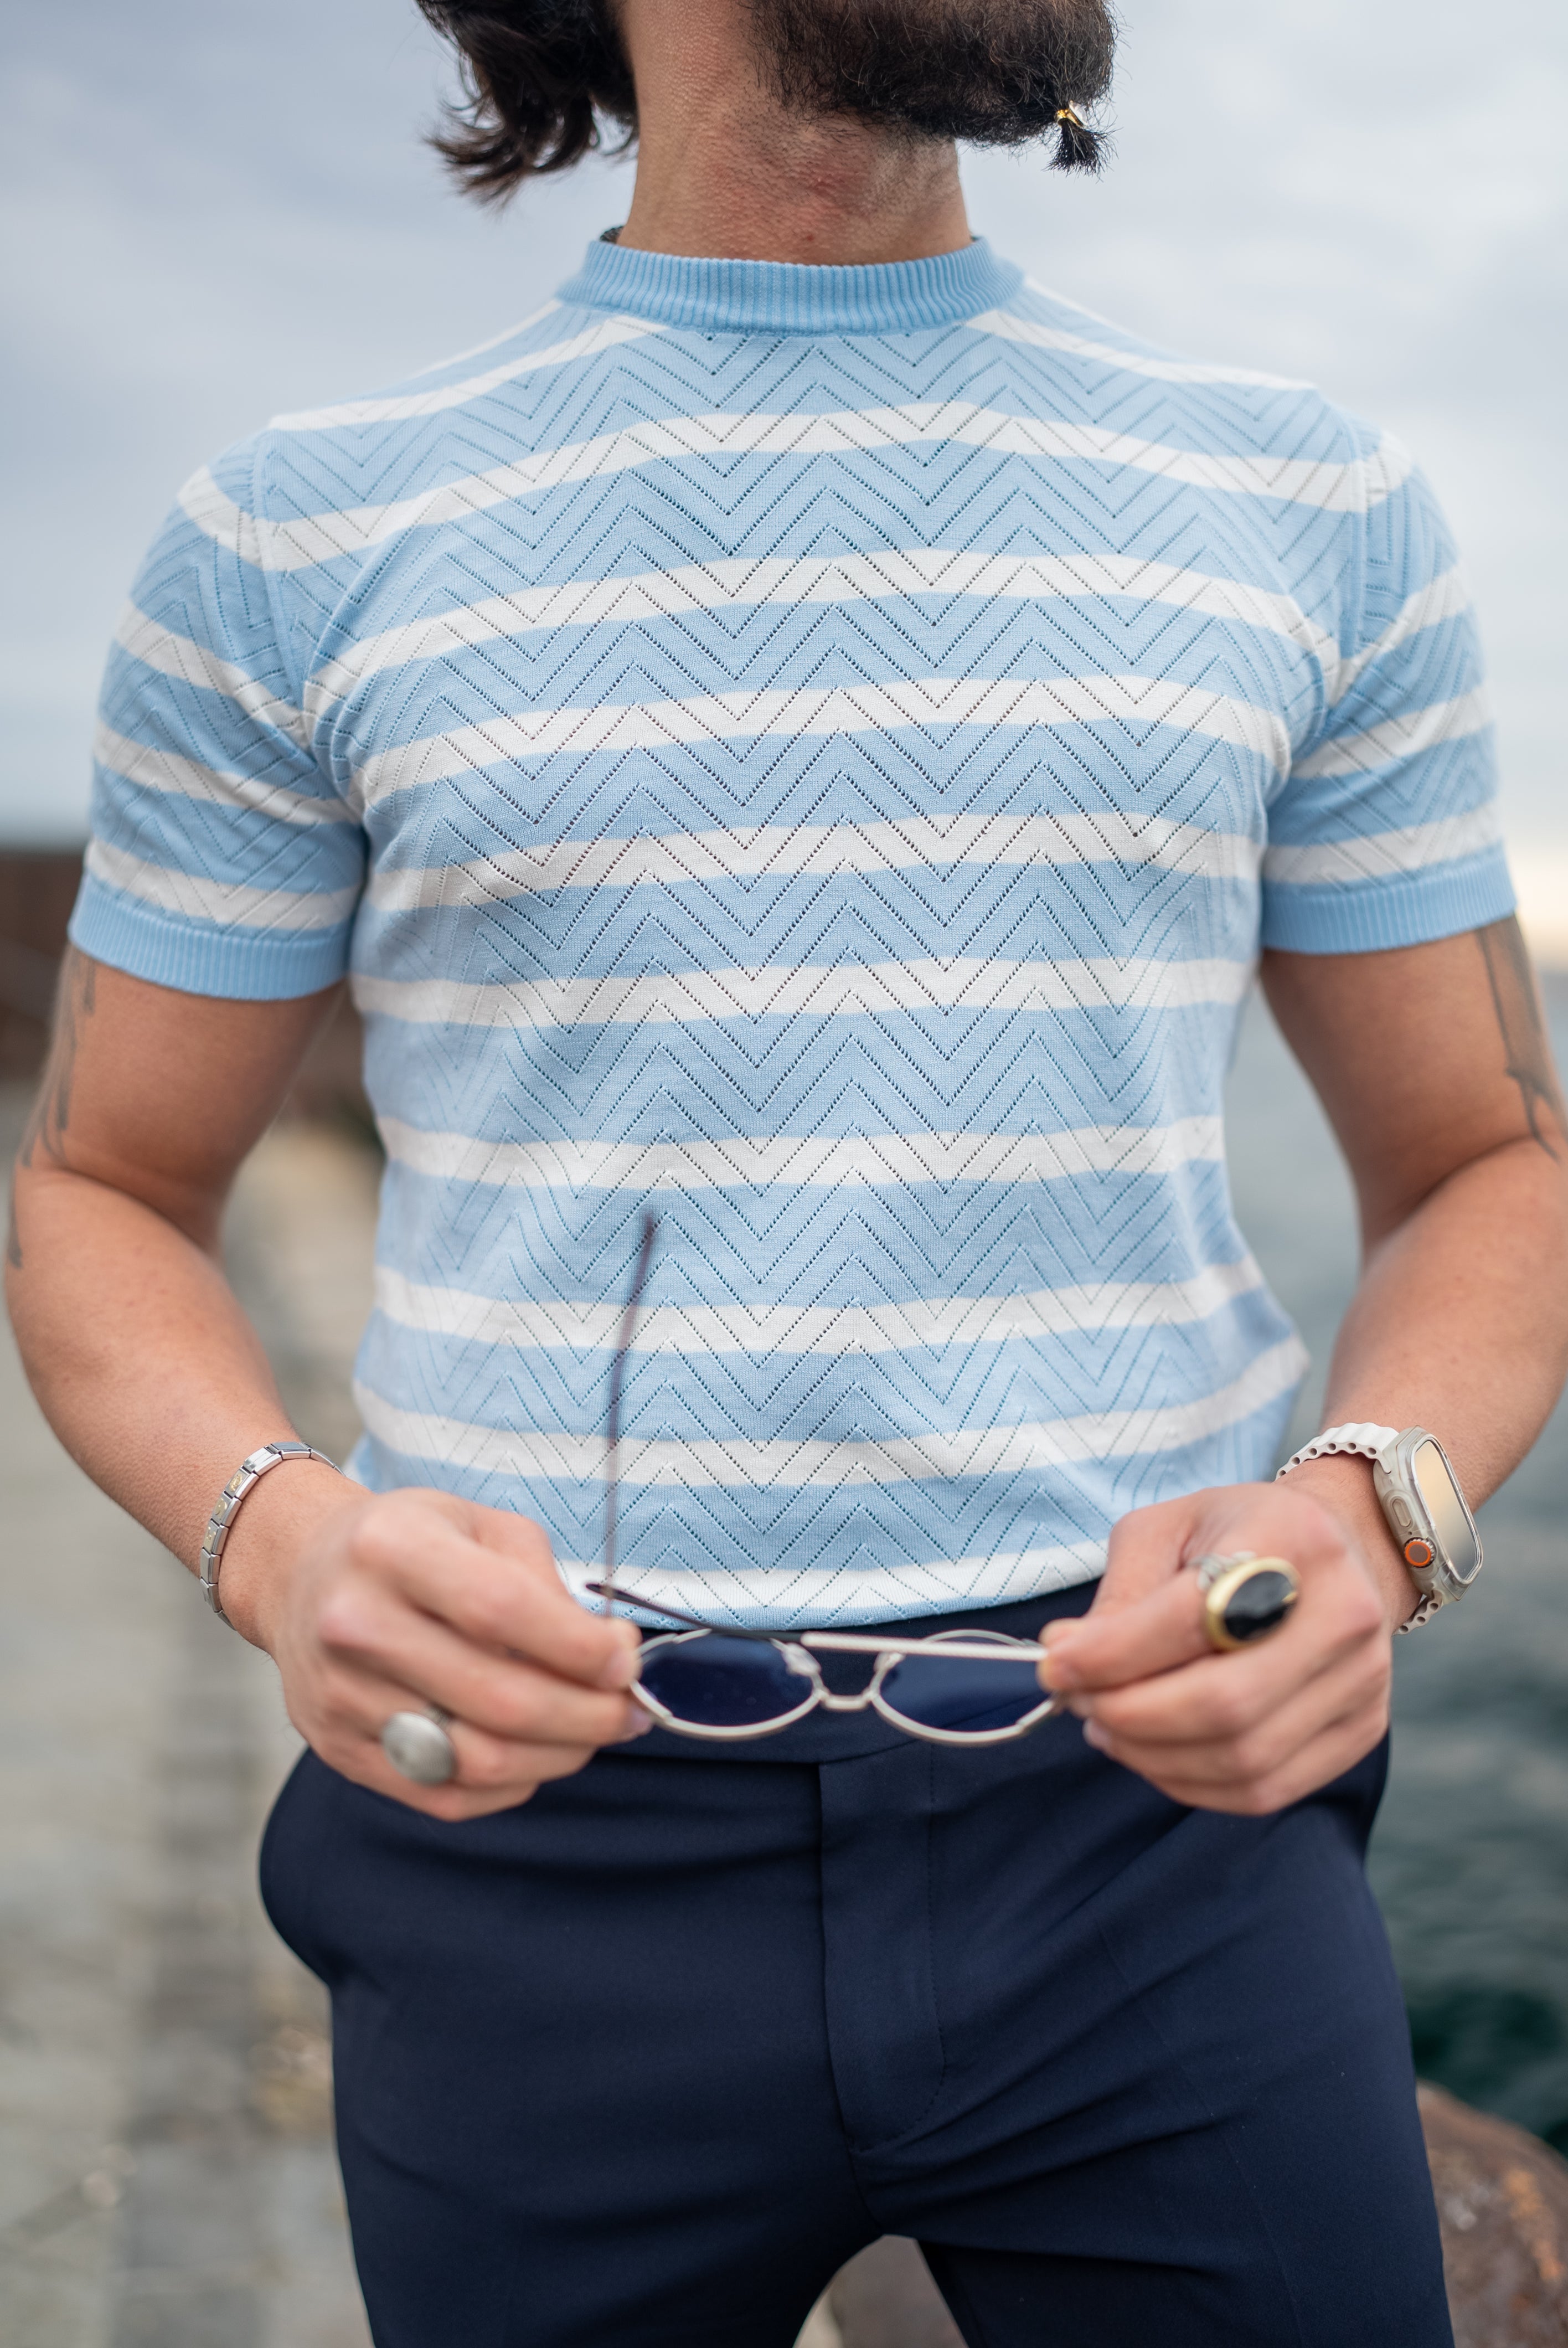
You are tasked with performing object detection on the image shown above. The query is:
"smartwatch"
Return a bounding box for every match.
[1276,1423,1483,1631]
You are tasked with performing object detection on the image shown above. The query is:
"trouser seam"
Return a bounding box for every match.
[1090,1907,1311,2348]
[816,1760,891,2235]
[832,1746,950,2158]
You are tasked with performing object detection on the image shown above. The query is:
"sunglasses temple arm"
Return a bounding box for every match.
[601,1211,658,1615]
[582,1583,782,1644]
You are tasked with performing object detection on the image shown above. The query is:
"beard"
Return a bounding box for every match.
[744,0,1117,151]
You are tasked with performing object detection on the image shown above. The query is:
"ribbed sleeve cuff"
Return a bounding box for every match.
[1259,849,1515,954]
[68,873,352,1000]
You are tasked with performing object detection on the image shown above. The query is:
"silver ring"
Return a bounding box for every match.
[1189,1549,1257,1591]
[380,1707,457,1786]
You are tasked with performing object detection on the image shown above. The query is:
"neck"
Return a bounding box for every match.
[615,0,971,266]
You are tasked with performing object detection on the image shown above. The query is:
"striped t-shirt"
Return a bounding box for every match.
[73,234,1510,1628]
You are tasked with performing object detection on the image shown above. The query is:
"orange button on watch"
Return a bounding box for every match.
[1403,1537,1435,1569]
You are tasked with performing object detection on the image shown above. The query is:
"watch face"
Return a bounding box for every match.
[1411,1439,1481,1585]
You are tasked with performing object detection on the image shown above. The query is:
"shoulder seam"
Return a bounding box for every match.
[247,431,311,717]
[1290,405,1379,774]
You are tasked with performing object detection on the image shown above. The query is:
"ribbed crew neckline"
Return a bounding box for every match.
[556,233,1022,336]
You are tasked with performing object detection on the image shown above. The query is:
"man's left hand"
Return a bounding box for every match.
[1037,1475,1412,1815]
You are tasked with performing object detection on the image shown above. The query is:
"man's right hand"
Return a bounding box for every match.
[221,1481,651,1821]
[4,958,651,1822]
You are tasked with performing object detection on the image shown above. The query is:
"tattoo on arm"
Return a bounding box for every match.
[8,949,99,1269]
[1476,916,1567,1158]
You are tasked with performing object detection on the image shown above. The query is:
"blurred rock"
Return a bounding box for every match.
[819,2092,1568,2348]
[0,851,78,1078]
[1421,2081,1568,2346]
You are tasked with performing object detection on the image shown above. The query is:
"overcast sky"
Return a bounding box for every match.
[3,0,1564,918]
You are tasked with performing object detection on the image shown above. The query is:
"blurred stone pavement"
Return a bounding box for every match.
[0,1096,376,2348]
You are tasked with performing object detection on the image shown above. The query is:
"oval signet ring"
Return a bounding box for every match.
[380,1707,458,1786]
[1190,1552,1301,1652]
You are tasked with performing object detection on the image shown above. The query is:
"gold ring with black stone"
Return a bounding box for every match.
[1190,1552,1301,1651]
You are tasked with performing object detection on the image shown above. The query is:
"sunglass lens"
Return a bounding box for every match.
[637,1636,811,1730]
[880,1652,1049,1738]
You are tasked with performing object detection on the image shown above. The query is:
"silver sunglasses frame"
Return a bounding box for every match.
[631,1622,1063,1748]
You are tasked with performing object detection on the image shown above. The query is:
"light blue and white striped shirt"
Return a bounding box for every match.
[73,234,1510,1626]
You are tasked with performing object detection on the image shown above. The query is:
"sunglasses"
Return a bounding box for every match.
[590,1213,1064,1748]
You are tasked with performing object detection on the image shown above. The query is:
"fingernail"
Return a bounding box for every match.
[616,1702,655,1741]
[1082,1718,1111,1753]
[597,1642,641,1691]
[1038,1630,1080,1692]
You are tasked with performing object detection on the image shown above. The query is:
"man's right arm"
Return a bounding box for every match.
[6,951,645,1819]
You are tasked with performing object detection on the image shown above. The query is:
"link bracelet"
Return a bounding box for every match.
[199,1440,339,1626]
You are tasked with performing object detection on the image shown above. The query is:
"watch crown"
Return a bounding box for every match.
[1404,1538,1435,1569]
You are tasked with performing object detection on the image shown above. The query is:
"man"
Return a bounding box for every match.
[9,1,1568,2340]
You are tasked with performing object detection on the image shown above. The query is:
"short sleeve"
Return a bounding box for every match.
[1260,454,1513,955]
[68,434,365,1000]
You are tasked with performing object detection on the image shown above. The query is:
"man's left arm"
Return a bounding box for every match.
[1038,915,1568,1813]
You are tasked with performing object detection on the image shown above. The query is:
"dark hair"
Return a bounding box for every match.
[416,2,1112,205]
[415,3,636,202]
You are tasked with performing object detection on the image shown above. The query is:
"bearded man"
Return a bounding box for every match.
[9,2,1567,2342]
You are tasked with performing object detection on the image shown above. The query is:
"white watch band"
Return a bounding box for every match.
[1276,1422,1399,1476]
[1276,1422,1442,1633]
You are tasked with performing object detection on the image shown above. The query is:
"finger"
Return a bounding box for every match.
[1086,1634,1388,1782]
[341,1713,618,1825]
[316,1662,651,1791]
[1090,1695,1390,1817]
[1078,1566,1384,1745]
[1051,1478,1364,1688]
[317,1589,648,1752]
[1091,1494,1211,1612]
[1038,1486,1278,1690]
[1040,1566,1210,1694]
[344,1501,641,1689]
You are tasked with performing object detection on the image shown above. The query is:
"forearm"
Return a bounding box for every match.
[7,1162,348,1634]
[1284,1136,1568,1620]
[4,953,359,1641]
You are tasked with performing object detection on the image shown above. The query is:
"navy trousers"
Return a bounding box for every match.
[260,1590,1452,2348]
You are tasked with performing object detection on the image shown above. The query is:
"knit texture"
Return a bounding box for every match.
[72,234,1510,1625]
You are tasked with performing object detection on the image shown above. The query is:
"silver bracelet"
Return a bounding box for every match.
[199,1440,338,1626]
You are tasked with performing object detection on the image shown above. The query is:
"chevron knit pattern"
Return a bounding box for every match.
[72,235,1510,1627]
